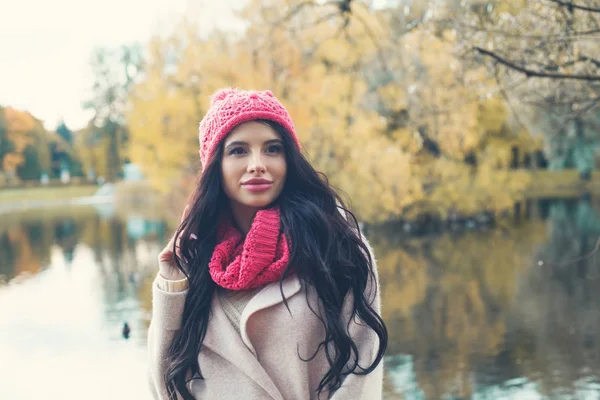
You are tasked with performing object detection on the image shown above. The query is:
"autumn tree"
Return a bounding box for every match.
[253,0,535,219]
[56,122,73,145]
[73,122,111,181]
[0,107,51,182]
[85,44,144,181]
[125,1,542,223]
[446,0,600,176]
[0,107,14,182]
[46,124,86,180]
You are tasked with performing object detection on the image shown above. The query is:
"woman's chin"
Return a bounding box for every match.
[238,195,276,209]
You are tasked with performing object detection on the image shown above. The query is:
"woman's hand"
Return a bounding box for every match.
[157,205,190,281]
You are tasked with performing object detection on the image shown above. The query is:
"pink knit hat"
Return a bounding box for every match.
[198,88,301,168]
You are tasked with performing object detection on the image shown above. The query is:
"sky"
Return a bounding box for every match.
[0,0,244,130]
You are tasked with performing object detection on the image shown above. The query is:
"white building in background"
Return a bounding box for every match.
[60,167,70,184]
[123,163,144,181]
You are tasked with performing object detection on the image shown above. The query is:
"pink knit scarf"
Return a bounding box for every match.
[208,207,290,290]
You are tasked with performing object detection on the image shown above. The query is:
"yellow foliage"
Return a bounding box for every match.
[125,4,536,223]
[2,152,24,173]
[1,107,47,174]
[74,127,111,179]
[4,107,36,154]
[493,0,528,16]
[478,97,507,134]
[4,107,35,134]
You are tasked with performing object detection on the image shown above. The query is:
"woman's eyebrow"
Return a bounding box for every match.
[264,139,283,145]
[224,141,247,150]
[225,138,282,150]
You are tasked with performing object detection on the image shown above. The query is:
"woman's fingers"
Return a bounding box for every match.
[159,235,175,260]
[158,204,191,267]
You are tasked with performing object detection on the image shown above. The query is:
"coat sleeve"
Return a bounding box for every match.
[329,237,384,400]
[147,274,189,399]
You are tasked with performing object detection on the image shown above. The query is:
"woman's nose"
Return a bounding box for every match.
[247,151,266,173]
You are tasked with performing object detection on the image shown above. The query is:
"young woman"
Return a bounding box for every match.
[148,88,388,400]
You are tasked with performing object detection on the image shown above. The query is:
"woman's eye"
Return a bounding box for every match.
[228,147,246,155]
[266,145,282,154]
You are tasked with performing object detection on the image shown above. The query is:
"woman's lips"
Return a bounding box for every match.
[243,183,273,192]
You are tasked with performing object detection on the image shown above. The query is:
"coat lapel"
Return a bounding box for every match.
[239,274,302,355]
[202,275,301,400]
[203,294,284,400]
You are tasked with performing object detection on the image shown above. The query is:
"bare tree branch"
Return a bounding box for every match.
[350,6,393,79]
[307,11,341,29]
[271,0,342,27]
[547,0,600,14]
[581,55,600,68]
[271,1,318,26]
[567,95,600,116]
[491,66,530,133]
[474,47,600,81]
[302,17,348,58]
[447,18,600,39]
[525,55,600,72]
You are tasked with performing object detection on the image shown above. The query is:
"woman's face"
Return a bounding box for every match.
[220,121,287,212]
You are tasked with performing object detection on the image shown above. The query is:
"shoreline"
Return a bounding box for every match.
[0,195,114,215]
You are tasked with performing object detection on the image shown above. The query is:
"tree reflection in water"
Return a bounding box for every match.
[376,196,600,399]
[1,198,600,399]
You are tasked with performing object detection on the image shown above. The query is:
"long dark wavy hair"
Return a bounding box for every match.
[164,119,387,399]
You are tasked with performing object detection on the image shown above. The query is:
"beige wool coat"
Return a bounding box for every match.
[147,242,383,400]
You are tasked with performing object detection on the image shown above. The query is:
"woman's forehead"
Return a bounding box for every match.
[225,121,280,145]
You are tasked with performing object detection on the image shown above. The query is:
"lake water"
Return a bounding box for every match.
[2,198,600,399]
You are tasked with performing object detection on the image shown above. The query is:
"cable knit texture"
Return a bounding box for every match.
[209,206,290,290]
[198,88,301,168]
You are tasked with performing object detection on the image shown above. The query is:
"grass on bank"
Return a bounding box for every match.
[0,185,99,204]
[1,169,600,211]
[0,205,99,231]
[526,169,600,198]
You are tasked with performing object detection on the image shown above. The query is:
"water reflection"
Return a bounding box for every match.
[0,207,163,399]
[375,196,600,399]
[1,198,600,399]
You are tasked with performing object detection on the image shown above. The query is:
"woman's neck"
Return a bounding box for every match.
[229,203,257,235]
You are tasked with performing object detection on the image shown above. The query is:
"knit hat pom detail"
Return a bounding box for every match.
[210,87,237,105]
